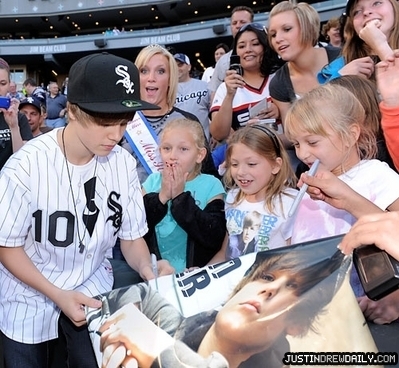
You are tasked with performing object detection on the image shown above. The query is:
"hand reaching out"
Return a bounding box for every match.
[299,169,382,219]
[357,290,399,325]
[376,49,399,107]
[299,170,354,210]
[339,211,399,260]
[102,343,138,368]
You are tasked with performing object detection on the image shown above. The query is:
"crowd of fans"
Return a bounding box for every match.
[1,0,399,367]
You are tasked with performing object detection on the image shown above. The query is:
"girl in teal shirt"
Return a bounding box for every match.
[142,118,226,272]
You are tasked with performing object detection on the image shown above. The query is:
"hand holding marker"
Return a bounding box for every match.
[151,253,158,277]
[151,253,159,291]
[288,159,320,217]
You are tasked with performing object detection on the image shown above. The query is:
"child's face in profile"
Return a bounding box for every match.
[229,143,281,202]
[291,126,358,176]
[215,269,299,351]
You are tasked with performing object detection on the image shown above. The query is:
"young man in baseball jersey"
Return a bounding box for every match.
[0,52,174,368]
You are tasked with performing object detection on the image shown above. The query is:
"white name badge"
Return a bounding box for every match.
[124,111,164,174]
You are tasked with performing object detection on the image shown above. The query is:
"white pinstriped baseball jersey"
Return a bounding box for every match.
[0,128,148,343]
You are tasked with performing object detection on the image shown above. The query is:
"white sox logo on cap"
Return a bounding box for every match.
[115,65,135,94]
[68,52,160,113]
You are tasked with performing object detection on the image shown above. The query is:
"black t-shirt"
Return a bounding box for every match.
[270,46,341,103]
[0,112,32,170]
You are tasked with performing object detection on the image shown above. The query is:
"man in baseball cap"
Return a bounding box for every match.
[0,52,173,368]
[174,53,191,65]
[19,96,49,137]
[19,95,42,113]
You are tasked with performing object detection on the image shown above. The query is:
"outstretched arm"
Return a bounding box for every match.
[339,212,399,260]
[299,170,383,218]
[100,303,175,368]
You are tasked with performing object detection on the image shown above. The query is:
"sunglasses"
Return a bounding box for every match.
[239,22,268,35]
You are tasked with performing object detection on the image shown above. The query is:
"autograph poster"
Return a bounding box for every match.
[86,235,379,368]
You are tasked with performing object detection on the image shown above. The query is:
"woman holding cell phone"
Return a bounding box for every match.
[210,23,284,142]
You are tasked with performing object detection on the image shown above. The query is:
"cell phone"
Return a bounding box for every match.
[0,96,11,109]
[229,55,243,76]
[353,244,399,300]
[258,119,278,131]
[249,99,269,118]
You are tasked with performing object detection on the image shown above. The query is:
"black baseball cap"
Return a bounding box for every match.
[19,96,42,114]
[68,52,160,113]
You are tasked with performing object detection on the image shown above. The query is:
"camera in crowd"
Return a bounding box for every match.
[0,96,11,109]
[354,244,399,300]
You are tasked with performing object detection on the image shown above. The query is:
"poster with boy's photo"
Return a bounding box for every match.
[86,235,380,368]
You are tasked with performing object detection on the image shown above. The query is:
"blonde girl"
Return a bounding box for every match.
[142,118,226,272]
[267,2,341,123]
[285,82,399,252]
[285,83,399,322]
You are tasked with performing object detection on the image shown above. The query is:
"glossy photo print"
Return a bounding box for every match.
[86,235,380,368]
